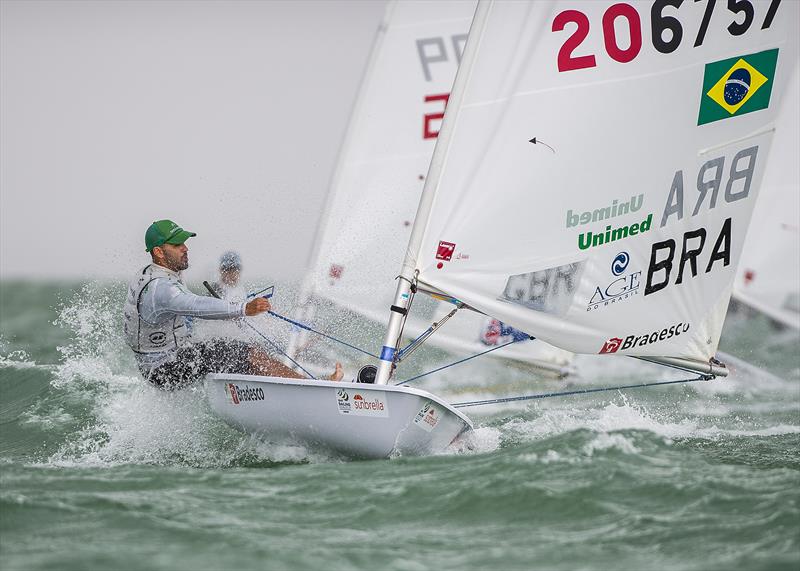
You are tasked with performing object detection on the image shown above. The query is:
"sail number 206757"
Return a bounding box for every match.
[553,0,783,73]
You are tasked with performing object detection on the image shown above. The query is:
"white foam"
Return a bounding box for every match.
[583,432,640,456]
[446,425,502,456]
[45,283,334,468]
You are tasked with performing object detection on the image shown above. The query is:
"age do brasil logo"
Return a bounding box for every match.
[587,251,641,313]
[225,383,265,405]
[612,252,629,276]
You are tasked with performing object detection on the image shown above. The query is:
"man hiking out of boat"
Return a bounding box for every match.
[123,219,343,389]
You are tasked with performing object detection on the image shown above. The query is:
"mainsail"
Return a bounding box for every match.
[290,0,571,373]
[733,60,799,330]
[377,0,798,382]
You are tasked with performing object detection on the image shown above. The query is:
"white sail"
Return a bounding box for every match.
[733,61,799,330]
[380,0,798,377]
[292,0,571,372]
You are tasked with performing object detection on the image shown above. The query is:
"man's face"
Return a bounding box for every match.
[155,242,189,271]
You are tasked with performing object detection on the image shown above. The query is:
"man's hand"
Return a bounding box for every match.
[245,297,271,316]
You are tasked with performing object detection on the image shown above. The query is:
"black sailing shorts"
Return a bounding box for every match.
[145,339,256,390]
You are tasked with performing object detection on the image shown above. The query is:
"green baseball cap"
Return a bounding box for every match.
[145,219,196,252]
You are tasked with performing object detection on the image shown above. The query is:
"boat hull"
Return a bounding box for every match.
[204,374,473,459]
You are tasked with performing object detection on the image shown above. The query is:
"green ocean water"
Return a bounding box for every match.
[1,281,799,571]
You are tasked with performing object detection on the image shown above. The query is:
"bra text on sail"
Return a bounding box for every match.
[646,218,732,296]
[659,146,758,228]
[645,145,760,296]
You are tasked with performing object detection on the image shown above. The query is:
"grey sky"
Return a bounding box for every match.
[1,0,387,281]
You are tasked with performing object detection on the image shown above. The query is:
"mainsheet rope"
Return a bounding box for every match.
[265,311,380,360]
[450,375,714,408]
[395,338,526,385]
[202,281,319,379]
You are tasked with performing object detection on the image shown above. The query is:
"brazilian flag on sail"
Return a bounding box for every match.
[697,48,779,126]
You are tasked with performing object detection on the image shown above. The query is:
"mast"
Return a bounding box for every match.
[375,1,489,384]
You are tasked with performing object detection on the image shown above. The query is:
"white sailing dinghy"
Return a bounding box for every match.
[207,0,798,459]
[732,61,799,329]
[285,0,573,377]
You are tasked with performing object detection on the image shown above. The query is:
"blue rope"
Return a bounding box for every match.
[202,280,316,379]
[395,339,524,385]
[397,326,434,360]
[451,375,713,408]
[266,311,380,360]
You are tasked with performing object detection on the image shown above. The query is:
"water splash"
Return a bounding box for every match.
[43,282,332,468]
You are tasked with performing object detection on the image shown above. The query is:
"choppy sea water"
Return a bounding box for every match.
[1,280,798,571]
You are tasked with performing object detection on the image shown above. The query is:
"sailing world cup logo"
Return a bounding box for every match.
[612,252,630,276]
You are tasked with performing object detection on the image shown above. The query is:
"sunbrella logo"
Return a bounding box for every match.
[336,389,389,417]
[352,393,385,412]
[225,383,264,404]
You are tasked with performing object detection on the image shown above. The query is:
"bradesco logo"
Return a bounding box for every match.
[598,322,691,354]
[225,382,265,405]
[587,252,641,312]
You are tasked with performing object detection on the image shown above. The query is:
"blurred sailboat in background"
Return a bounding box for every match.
[287,0,573,377]
[732,61,799,330]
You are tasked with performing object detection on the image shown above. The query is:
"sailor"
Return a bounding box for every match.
[212,250,246,301]
[123,219,342,389]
